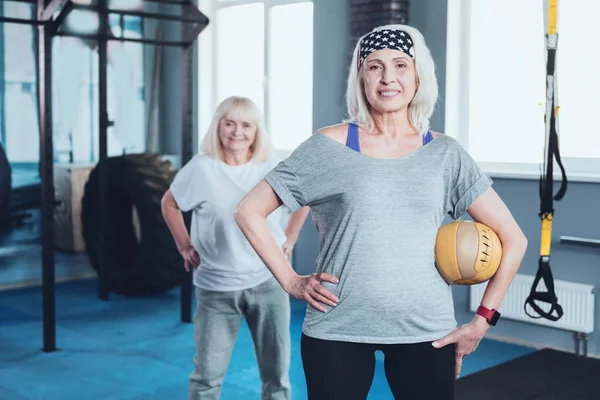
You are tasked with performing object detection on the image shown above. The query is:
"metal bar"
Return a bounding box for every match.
[180,39,193,324]
[217,0,308,8]
[0,0,69,24]
[119,13,124,39]
[559,236,600,248]
[31,4,41,158]
[0,16,40,25]
[48,0,73,35]
[53,31,190,46]
[39,0,69,21]
[178,0,207,324]
[37,0,56,352]
[181,4,208,43]
[0,1,6,147]
[70,4,206,24]
[88,49,94,161]
[97,0,109,301]
[145,25,162,153]
[8,0,189,7]
[141,0,188,5]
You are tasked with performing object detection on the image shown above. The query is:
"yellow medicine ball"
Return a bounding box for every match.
[434,220,502,285]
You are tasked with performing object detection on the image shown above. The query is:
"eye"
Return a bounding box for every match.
[397,63,406,68]
[243,123,251,128]
[369,65,380,71]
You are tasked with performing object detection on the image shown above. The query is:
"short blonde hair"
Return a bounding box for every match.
[200,96,272,163]
[345,24,438,135]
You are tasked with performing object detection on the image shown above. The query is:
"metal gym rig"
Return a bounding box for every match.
[0,0,209,352]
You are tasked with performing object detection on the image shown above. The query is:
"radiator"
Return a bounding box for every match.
[469,274,596,334]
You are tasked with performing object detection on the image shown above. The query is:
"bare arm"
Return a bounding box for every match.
[433,186,528,378]
[161,190,200,271]
[234,180,338,311]
[467,187,528,320]
[234,180,299,289]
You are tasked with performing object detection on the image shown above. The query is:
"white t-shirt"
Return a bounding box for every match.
[170,154,288,291]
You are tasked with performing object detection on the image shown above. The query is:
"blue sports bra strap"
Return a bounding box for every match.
[423,130,433,145]
[346,122,361,152]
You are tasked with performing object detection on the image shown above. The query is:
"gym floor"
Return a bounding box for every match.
[0,277,537,400]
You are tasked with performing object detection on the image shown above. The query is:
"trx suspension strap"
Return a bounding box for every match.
[524,0,567,321]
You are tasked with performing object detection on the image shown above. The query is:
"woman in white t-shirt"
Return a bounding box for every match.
[161,96,309,400]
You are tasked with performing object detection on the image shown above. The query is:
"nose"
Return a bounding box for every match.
[380,68,394,85]
[233,126,244,137]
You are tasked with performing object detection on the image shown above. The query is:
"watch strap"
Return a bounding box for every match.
[477,305,501,326]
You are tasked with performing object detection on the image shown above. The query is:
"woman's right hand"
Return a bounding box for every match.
[180,245,200,272]
[284,273,340,312]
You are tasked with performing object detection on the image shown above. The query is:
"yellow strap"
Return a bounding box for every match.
[540,214,553,256]
[548,0,558,35]
[540,1,558,258]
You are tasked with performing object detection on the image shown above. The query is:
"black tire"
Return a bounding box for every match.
[0,143,11,233]
[81,153,186,296]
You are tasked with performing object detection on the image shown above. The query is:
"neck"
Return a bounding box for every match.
[370,108,416,139]
[221,149,252,166]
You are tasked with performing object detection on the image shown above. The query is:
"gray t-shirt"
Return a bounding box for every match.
[264,131,493,344]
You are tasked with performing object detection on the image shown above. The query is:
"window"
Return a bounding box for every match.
[215,3,265,111]
[54,0,146,162]
[1,0,146,166]
[198,0,314,154]
[446,0,600,181]
[2,2,38,163]
[268,2,313,151]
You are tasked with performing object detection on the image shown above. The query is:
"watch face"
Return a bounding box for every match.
[490,311,501,326]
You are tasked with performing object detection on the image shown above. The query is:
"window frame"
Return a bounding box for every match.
[197,0,313,156]
[445,0,600,183]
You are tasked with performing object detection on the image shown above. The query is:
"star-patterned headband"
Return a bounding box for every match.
[357,29,414,70]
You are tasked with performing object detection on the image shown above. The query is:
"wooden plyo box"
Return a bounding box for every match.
[53,162,96,253]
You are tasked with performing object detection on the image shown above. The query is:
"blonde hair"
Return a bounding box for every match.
[200,96,272,163]
[345,24,438,135]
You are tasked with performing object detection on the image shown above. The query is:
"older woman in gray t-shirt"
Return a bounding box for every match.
[235,24,527,400]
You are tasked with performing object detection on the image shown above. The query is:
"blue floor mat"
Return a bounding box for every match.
[0,279,537,400]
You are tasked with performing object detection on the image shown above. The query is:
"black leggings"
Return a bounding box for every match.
[301,333,455,400]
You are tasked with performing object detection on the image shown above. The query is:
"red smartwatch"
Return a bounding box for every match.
[476,305,501,326]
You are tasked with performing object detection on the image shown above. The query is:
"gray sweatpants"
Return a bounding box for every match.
[189,277,291,400]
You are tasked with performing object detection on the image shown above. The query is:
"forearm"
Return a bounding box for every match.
[284,206,310,243]
[161,195,193,251]
[477,235,528,317]
[235,211,297,290]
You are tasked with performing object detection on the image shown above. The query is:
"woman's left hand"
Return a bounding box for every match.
[431,316,490,379]
[282,240,295,261]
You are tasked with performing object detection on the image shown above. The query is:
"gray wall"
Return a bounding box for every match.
[409,0,447,132]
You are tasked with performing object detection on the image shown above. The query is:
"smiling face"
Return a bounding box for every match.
[362,48,418,115]
[218,113,258,155]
